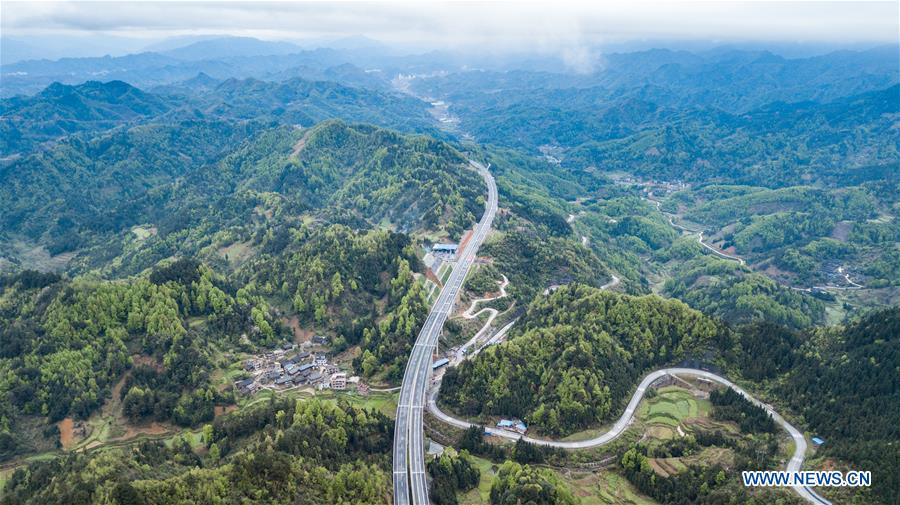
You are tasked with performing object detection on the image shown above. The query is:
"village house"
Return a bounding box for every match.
[235,378,256,394]
[330,372,347,390]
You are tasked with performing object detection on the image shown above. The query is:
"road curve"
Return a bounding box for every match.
[600,273,621,290]
[428,367,831,505]
[648,198,747,266]
[456,275,509,363]
[649,198,865,292]
[393,160,498,505]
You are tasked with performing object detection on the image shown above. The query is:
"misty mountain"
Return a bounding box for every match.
[412,46,900,113]
[161,36,303,60]
[566,84,900,186]
[184,77,435,132]
[0,44,390,97]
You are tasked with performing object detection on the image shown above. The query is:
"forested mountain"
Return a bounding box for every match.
[777,308,900,504]
[1,119,481,275]
[2,398,395,504]
[0,262,277,452]
[431,82,899,187]
[0,80,171,154]
[238,224,430,379]
[567,85,900,186]
[598,46,900,110]
[1,76,435,158]
[2,32,898,505]
[0,45,380,97]
[1,118,262,255]
[662,184,899,289]
[662,256,827,328]
[716,308,900,504]
[411,48,899,187]
[441,285,725,435]
[166,76,435,133]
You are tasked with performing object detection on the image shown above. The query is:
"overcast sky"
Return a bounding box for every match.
[3,1,898,55]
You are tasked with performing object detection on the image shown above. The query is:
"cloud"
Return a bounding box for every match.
[2,1,897,51]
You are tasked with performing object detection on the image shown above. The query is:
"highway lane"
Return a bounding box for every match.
[394,160,498,505]
[428,367,831,504]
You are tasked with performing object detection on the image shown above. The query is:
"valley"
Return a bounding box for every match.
[0,8,897,505]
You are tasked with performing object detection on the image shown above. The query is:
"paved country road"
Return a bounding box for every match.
[428,367,832,505]
[393,160,498,505]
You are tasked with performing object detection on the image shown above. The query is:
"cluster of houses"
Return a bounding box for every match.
[233,341,358,395]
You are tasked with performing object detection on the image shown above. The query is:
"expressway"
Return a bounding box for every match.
[428,367,831,505]
[393,160,498,505]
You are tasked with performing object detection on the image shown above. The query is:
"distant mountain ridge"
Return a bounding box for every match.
[0,80,171,154]
[160,36,303,60]
[0,75,435,157]
[0,44,372,97]
[566,83,900,186]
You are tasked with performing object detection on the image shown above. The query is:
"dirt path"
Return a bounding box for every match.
[58,418,75,450]
[456,229,474,257]
[424,267,443,288]
[291,129,312,158]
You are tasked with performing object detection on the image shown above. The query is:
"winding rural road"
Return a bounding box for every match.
[428,367,831,504]
[455,275,509,363]
[649,198,864,292]
[393,160,498,505]
[396,183,830,504]
[649,198,746,266]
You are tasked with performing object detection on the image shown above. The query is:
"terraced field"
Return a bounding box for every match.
[459,456,657,505]
[637,386,711,439]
